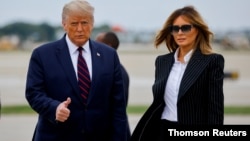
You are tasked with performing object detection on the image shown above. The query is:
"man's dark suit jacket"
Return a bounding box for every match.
[131,48,224,141]
[25,35,127,141]
[120,64,131,140]
[120,65,129,106]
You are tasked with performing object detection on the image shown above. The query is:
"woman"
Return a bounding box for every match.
[131,5,224,140]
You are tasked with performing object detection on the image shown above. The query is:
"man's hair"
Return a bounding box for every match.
[62,0,94,23]
[103,32,120,50]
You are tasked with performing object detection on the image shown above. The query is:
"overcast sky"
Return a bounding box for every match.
[1,0,250,32]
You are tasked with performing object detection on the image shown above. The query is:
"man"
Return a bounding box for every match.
[96,31,131,140]
[95,32,130,106]
[25,1,127,141]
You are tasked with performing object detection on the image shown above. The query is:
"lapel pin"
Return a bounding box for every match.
[97,53,100,56]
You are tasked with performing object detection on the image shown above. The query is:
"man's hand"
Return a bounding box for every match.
[55,97,71,122]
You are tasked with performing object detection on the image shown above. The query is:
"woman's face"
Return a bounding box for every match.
[171,16,198,49]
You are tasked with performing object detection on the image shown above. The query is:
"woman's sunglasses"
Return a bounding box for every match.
[169,24,193,34]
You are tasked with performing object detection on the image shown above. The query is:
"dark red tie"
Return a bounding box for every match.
[77,47,91,105]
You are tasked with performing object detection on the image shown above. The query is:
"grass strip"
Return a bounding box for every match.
[127,105,250,115]
[1,105,250,115]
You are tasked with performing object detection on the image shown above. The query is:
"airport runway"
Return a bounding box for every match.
[1,44,250,106]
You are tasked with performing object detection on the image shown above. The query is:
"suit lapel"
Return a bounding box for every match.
[55,38,82,101]
[87,40,102,103]
[178,49,213,100]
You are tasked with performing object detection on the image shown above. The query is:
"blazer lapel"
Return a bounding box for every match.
[156,53,175,100]
[178,49,213,100]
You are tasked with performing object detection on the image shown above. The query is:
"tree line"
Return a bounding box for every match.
[0,22,112,43]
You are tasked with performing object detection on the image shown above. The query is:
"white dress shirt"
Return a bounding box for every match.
[161,48,193,121]
[65,35,92,80]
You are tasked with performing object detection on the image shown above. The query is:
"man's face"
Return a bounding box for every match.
[62,12,93,47]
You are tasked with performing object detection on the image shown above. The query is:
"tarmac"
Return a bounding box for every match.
[0,44,250,140]
[1,114,250,140]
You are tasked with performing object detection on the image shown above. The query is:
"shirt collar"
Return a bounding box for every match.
[66,34,90,55]
[174,47,193,63]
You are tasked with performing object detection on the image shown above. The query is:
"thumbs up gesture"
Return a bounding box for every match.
[55,97,71,122]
